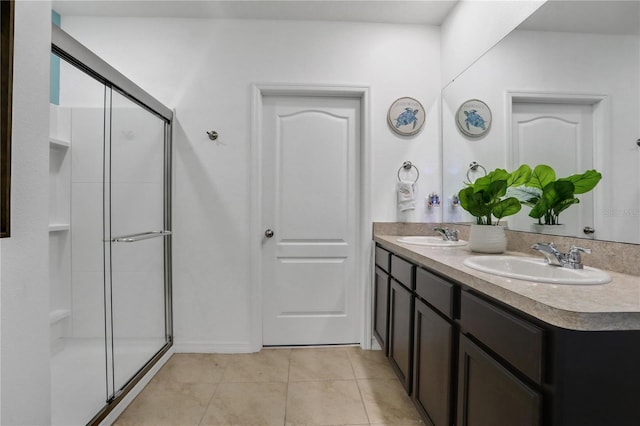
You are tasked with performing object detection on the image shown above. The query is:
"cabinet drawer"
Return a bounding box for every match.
[391,255,415,290]
[457,334,542,426]
[416,267,454,319]
[460,291,544,384]
[375,246,391,272]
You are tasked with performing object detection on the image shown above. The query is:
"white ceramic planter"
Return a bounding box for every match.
[468,224,507,254]
[532,223,568,236]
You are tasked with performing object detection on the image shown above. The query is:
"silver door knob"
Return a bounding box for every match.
[583,227,595,234]
[264,229,274,238]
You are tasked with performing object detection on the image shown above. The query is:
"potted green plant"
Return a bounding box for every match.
[458,164,531,253]
[507,164,602,228]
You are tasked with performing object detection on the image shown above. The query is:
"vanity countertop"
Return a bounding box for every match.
[375,234,640,331]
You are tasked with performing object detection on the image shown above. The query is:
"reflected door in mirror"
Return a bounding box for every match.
[510,100,596,239]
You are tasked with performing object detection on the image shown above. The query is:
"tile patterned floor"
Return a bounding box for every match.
[114,347,424,426]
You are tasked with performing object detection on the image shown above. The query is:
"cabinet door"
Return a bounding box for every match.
[373,266,390,354]
[413,299,453,426]
[457,335,541,426]
[389,279,413,392]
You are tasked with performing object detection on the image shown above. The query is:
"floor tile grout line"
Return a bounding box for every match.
[197,380,221,426]
[345,346,359,379]
[346,348,373,425]
[197,354,233,426]
[201,354,236,424]
[284,348,293,426]
[353,374,374,424]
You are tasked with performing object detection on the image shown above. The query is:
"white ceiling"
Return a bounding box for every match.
[52,0,459,25]
[519,0,639,35]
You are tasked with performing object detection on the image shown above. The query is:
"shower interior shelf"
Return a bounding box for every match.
[50,137,70,150]
[49,104,72,354]
[49,105,71,233]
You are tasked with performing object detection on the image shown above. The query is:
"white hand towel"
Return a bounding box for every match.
[397,180,416,211]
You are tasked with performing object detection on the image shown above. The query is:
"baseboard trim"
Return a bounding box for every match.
[174,341,256,354]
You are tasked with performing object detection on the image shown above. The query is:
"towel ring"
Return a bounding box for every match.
[466,161,487,183]
[397,161,419,183]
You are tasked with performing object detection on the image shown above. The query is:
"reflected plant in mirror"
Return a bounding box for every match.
[508,165,602,226]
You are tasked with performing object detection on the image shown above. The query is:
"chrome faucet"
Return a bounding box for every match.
[434,227,459,242]
[530,242,592,269]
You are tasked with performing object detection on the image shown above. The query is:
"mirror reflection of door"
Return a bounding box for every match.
[510,100,596,239]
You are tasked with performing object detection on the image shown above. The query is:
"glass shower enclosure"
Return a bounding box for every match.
[49,27,172,425]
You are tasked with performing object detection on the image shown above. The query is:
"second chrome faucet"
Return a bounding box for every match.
[434,227,459,242]
[530,242,591,269]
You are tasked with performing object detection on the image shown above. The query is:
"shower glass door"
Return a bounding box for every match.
[107,88,171,396]
[50,53,109,426]
[52,25,173,424]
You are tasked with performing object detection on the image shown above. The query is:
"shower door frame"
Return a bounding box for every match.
[51,25,173,425]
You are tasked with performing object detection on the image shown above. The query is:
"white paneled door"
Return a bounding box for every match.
[511,101,596,238]
[261,95,360,346]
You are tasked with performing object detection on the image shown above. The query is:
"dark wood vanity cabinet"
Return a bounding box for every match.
[389,278,414,392]
[458,291,543,426]
[373,266,390,353]
[373,247,391,353]
[457,334,541,426]
[387,253,415,392]
[374,243,640,426]
[412,267,456,426]
[413,298,454,426]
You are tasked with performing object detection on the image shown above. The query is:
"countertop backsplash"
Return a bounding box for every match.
[373,222,640,277]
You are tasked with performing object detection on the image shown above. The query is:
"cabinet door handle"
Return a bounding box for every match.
[264,229,274,238]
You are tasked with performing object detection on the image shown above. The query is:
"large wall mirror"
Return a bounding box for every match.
[442,0,640,244]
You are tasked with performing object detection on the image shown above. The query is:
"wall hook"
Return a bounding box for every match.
[207,131,219,141]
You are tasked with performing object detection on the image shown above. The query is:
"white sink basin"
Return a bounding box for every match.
[463,255,611,285]
[397,236,468,247]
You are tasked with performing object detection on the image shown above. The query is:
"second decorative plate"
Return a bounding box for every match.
[456,99,492,138]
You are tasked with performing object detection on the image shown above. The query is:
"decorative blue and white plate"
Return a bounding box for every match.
[456,99,492,138]
[388,97,425,136]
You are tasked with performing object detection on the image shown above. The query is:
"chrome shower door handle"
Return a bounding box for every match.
[264,229,274,238]
[112,230,172,243]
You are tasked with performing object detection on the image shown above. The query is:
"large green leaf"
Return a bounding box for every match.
[487,180,508,201]
[458,187,492,218]
[506,185,541,206]
[550,180,575,201]
[562,169,602,194]
[493,197,522,220]
[529,199,548,219]
[543,180,575,207]
[527,164,555,189]
[472,169,510,194]
[507,164,532,187]
[529,180,574,220]
[553,197,579,216]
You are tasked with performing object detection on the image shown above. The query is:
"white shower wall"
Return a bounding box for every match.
[68,106,166,339]
[61,17,443,352]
